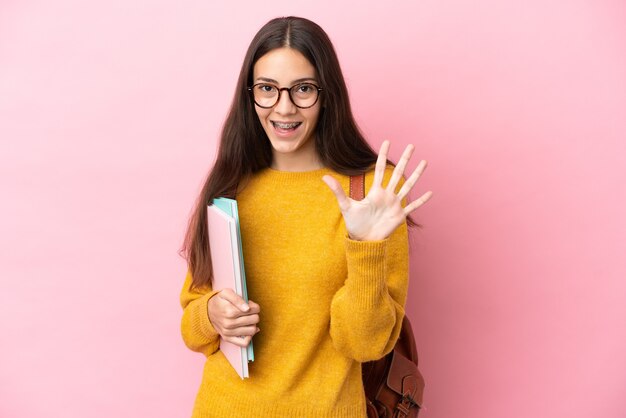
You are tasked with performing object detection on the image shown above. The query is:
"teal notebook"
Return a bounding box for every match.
[212,198,254,362]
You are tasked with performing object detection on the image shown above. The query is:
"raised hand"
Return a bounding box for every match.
[207,288,260,347]
[322,140,433,241]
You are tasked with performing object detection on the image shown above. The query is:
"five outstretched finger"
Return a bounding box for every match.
[388,144,414,192]
[373,140,390,188]
[397,159,428,200]
[403,191,434,215]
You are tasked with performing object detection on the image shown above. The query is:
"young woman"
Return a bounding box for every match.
[180,16,432,418]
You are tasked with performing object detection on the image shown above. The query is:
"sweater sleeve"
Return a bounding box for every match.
[179,270,221,357]
[329,168,410,362]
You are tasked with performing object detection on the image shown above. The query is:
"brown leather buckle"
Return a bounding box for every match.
[396,402,410,416]
[394,392,418,417]
[402,393,418,407]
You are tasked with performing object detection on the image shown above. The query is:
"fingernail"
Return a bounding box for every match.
[256,327,260,333]
[241,303,250,311]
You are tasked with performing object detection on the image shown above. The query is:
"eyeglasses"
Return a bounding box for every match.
[247,82,323,109]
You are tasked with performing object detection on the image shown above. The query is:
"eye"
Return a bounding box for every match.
[256,83,277,93]
[295,83,315,93]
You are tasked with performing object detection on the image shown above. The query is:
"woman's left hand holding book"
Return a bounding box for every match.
[208,288,261,347]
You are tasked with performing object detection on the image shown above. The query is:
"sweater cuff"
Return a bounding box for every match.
[344,237,388,308]
[190,290,220,341]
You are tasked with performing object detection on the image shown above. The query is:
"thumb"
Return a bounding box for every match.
[322,175,350,212]
[218,288,250,312]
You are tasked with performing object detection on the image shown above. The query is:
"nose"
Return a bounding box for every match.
[274,89,297,115]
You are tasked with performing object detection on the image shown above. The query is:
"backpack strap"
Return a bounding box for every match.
[349,173,365,201]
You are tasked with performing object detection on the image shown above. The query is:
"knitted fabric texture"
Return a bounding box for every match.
[180,166,409,418]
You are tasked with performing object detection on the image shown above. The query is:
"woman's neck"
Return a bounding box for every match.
[270,141,324,172]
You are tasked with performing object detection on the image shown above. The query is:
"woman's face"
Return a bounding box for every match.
[252,47,322,171]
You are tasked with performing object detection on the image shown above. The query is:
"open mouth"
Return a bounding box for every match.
[271,121,302,131]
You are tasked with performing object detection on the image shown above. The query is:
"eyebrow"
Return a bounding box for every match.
[255,77,318,84]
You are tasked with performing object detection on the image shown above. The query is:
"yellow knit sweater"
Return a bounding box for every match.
[180,166,409,418]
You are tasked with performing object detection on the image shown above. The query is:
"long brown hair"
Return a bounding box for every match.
[182,16,412,289]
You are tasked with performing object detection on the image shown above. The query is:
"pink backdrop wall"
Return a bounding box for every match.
[1,1,625,417]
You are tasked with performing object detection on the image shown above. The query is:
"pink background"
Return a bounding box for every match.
[1,1,625,417]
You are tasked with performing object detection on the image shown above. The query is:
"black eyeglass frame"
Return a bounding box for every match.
[247,83,324,109]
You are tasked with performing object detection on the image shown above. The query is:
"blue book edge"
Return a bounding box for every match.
[212,198,255,363]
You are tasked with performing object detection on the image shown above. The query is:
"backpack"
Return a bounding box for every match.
[350,174,425,418]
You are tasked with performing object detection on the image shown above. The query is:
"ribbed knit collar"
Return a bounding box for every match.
[256,166,335,184]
